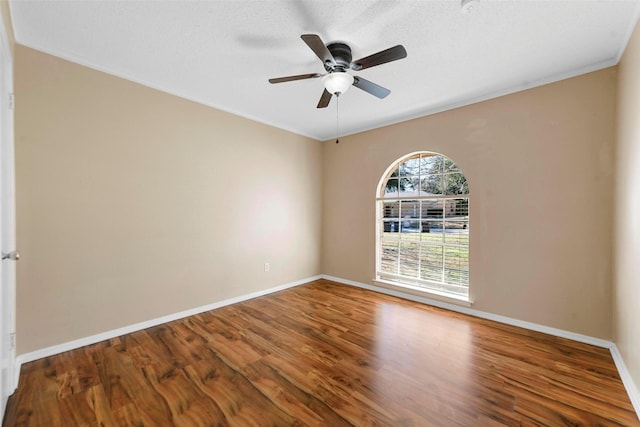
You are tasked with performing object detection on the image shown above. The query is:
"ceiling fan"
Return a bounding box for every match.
[269,34,407,108]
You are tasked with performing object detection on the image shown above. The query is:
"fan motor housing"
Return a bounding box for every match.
[326,42,352,71]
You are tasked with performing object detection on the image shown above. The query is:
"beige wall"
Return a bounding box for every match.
[614,20,640,398]
[15,46,322,354]
[322,68,616,339]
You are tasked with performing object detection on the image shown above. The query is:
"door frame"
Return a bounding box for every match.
[0,12,17,419]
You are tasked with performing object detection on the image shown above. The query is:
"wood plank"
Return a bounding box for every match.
[3,279,638,426]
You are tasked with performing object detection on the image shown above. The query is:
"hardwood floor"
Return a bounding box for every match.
[3,279,638,426]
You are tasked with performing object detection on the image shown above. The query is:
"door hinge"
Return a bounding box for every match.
[8,93,14,110]
[9,333,15,350]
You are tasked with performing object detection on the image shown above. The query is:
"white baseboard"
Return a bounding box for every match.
[15,275,322,371]
[610,344,640,417]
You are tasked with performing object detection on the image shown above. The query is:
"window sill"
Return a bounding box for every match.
[373,278,473,308]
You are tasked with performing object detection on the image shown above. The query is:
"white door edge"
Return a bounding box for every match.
[0,11,17,420]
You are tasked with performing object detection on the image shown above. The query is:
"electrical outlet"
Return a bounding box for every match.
[264,262,270,272]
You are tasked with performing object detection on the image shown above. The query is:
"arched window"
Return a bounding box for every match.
[376,152,470,300]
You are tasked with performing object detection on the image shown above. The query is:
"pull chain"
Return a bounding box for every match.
[335,93,340,144]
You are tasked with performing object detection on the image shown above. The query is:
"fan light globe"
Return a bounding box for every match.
[323,72,354,95]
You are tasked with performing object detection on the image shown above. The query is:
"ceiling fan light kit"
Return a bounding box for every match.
[322,72,354,95]
[268,34,407,108]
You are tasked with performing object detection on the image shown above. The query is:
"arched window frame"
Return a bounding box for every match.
[375,151,471,302]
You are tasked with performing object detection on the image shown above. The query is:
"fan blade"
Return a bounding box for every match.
[351,45,407,71]
[301,34,336,66]
[317,89,332,108]
[352,77,391,99]
[269,73,321,84]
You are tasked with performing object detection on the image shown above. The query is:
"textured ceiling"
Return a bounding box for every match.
[9,0,640,141]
